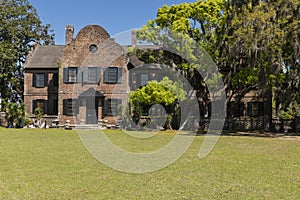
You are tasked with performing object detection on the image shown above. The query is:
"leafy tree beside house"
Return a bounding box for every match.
[129,77,186,129]
[0,0,54,127]
[136,0,300,127]
[0,0,54,104]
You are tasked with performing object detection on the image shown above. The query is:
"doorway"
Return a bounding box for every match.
[86,98,98,124]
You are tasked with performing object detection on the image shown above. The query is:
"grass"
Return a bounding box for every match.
[0,128,299,199]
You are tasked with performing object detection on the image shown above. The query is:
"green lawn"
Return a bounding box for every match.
[0,128,299,199]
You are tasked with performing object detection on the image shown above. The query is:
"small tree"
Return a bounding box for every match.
[129,77,186,129]
[34,107,43,127]
[6,102,25,128]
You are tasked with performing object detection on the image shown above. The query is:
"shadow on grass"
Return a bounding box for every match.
[195,129,300,138]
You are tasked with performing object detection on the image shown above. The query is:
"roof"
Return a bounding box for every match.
[127,53,144,67]
[25,45,64,69]
[79,88,105,98]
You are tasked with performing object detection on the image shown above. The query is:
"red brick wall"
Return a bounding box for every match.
[58,25,129,124]
[24,69,58,117]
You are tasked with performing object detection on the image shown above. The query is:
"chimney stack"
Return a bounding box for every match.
[131,29,137,47]
[65,25,74,45]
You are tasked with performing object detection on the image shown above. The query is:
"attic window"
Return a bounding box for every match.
[89,44,98,53]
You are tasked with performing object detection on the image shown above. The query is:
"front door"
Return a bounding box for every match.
[86,99,98,124]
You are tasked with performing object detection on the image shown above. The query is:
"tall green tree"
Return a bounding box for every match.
[0,0,54,102]
[136,0,228,114]
[137,0,300,120]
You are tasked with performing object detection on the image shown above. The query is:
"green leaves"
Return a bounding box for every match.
[0,0,54,102]
[137,0,300,120]
[129,77,186,107]
[5,102,25,127]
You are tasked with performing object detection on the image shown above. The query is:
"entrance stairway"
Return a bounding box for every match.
[72,124,106,130]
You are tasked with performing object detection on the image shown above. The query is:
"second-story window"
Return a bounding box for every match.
[33,73,48,88]
[82,67,100,84]
[104,67,122,84]
[63,67,81,83]
[88,67,97,83]
[68,68,77,82]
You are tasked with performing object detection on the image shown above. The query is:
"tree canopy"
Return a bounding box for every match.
[136,0,300,119]
[0,0,54,103]
[129,77,186,107]
[129,77,186,125]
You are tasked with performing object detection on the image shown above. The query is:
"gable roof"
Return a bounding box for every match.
[25,45,64,69]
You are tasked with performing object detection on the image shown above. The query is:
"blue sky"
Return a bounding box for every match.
[29,0,196,45]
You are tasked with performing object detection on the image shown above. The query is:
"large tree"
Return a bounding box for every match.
[0,0,54,103]
[136,0,300,120]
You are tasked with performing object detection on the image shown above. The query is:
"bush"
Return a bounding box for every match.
[6,102,25,128]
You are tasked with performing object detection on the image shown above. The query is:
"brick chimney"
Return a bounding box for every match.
[65,25,74,45]
[131,29,137,47]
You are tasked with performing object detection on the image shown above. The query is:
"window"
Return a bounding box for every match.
[33,73,48,88]
[104,67,122,84]
[63,67,81,83]
[89,44,98,53]
[105,99,122,116]
[63,99,79,116]
[68,68,77,82]
[227,102,244,117]
[82,67,100,84]
[141,74,149,86]
[32,99,47,114]
[88,67,97,83]
[247,102,264,117]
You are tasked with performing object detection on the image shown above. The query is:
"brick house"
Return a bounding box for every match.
[24,24,272,131]
[24,25,129,125]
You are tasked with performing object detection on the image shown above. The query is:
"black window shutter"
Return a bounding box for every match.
[77,68,82,83]
[96,67,101,83]
[103,99,109,117]
[83,68,88,83]
[247,103,252,116]
[63,68,69,83]
[239,103,244,116]
[32,73,36,87]
[104,68,109,83]
[117,99,122,115]
[32,100,37,114]
[63,99,68,115]
[117,68,122,84]
[44,73,48,87]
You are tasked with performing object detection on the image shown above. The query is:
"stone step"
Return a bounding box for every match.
[71,124,106,130]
